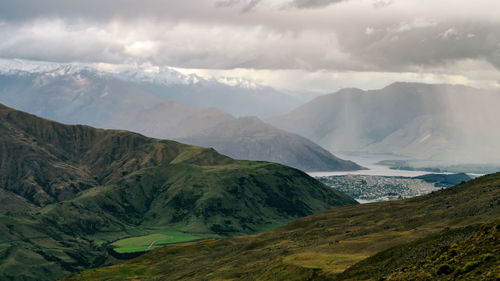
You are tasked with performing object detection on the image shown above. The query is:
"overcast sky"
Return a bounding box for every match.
[0,0,499,93]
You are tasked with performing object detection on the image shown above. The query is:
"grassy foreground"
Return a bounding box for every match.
[63,172,500,280]
[336,220,499,280]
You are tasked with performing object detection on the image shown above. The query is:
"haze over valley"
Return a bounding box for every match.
[269,82,500,168]
[2,60,500,173]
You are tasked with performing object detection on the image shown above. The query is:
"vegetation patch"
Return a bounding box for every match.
[112,232,200,253]
[436,264,454,275]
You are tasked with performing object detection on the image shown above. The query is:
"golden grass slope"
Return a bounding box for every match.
[64,172,500,280]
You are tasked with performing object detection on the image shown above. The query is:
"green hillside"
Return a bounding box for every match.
[0,104,357,280]
[64,172,500,280]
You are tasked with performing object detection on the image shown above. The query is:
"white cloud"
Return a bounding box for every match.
[373,0,393,8]
[440,27,459,40]
[174,59,500,94]
[124,41,158,57]
[391,18,437,33]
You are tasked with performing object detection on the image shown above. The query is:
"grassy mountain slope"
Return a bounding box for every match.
[106,102,362,172]
[0,103,357,280]
[36,159,355,237]
[0,102,186,208]
[336,220,499,280]
[65,172,500,280]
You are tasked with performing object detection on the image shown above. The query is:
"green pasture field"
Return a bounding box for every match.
[112,232,200,253]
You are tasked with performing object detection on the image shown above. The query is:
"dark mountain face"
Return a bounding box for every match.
[0,103,180,208]
[106,102,363,172]
[64,171,500,281]
[268,82,500,164]
[0,104,357,280]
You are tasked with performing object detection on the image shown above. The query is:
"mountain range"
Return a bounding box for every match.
[0,68,162,127]
[3,60,500,168]
[0,59,303,119]
[0,60,361,172]
[0,104,357,280]
[268,82,500,165]
[106,102,362,172]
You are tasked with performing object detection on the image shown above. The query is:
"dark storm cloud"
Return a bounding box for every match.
[289,0,348,9]
[0,0,207,22]
[334,21,500,71]
[0,0,499,76]
[241,0,262,13]
[215,0,262,12]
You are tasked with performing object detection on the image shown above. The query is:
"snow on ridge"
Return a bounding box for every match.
[214,76,261,90]
[113,65,199,86]
[0,58,265,89]
[0,58,96,76]
[0,58,201,86]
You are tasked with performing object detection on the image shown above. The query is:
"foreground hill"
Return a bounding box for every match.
[66,172,500,280]
[0,104,357,280]
[336,220,499,280]
[268,82,500,165]
[106,102,362,172]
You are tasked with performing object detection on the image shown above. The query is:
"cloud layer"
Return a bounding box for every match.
[0,0,499,91]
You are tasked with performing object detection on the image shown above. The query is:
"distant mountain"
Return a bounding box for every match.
[0,59,302,120]
[105,101,233,139]
[179,116,363,172]
[0,60,362,172]
[64,170,500,280]
[0,104,356,280]
[105,61,303,118]
[106,102,363,172]
[415,172,472,187]
[0,68,161,127]
[268,82,500,165]
[129,79,300,119]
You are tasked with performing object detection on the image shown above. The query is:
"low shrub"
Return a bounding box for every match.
[437,264,454,275]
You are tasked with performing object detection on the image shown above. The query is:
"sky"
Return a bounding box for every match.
[0,0,499,93]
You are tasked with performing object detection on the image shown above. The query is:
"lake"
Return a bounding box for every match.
[308,153,446,178]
